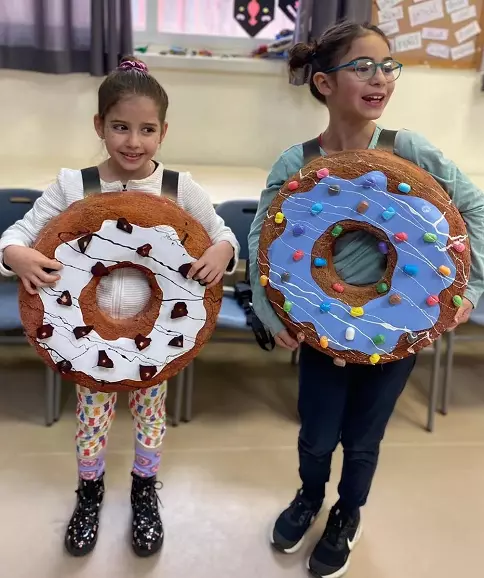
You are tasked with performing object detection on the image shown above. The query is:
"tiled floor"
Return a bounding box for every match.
[0,338,483,578]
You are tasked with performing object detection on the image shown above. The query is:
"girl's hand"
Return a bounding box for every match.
[275,329,304,351]
[3,246,62,295]
[447,297,473,331]
[188,241,234,289]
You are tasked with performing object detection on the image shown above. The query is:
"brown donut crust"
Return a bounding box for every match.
[259,150,470,363]
[19,192,222,391]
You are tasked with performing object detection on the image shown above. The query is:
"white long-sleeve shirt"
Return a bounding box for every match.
[0,164,239,319]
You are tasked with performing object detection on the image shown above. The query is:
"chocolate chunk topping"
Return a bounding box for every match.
[77,234,93,254]
[56,360,72,374]
[97,350,114,368]
[116,217,133,234]
[171,302,188,319]
[37,324,54,340]
[56,290,72,306]
[73,325,94,339]
[135,334,152,351]
[168,335,184,348]
[91,262,110,277]
[178,263,192,279]
[136,243,152,257]
[140,365,157,381]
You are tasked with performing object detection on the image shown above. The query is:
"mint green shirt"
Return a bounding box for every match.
[248,126,484,335]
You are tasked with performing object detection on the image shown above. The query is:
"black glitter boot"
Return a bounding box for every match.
[131,473,164,557]
[64,476,104,556]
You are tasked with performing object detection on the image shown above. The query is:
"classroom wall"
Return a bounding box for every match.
[1,63,484,186]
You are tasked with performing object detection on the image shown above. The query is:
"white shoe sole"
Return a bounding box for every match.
[307,522,363,578]
[270,513,318,555]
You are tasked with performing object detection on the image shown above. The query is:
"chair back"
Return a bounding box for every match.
[215,199,259,261]
[0,189,42,235]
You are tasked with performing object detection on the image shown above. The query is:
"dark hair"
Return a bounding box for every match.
[288,21,390,105]
[97,55,169,124]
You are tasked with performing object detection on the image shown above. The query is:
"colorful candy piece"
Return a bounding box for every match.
[292,223,305,236]
[333,357,346,367]
[378,241,388,255]
[319,336,329,349]
[373,334,385,346]
[423,232,437,243]
[328,184,340,195]
[426,295,439,306]
[394,232,408,243]
[350,307,364,318]
[357,201,369,214]
[453,295,463,307]
[293,250,304,261]
[345,327,355,341]
[403,264,418,276]
[389,293,402,305]
[283,300,293,313]
[452,241,465,253]
[311,202,323,215]
[288,180,299,191]
[438,265,451,277]
[376,282,388,294]
[398,182,411,193]
[332,282,345,293]
[331,225,343,237]
[281,271,291,283]
[313,257,327,268]
[369,353,381,365]
[320,302,332,313]
[382,207,396,221]
[259,275,268,287]
[274,212,285,224]
[317,168,329,179]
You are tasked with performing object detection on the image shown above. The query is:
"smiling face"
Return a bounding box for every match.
[95,95,167,176]
[314,32,396,122]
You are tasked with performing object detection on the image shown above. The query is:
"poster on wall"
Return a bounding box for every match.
[278,0,299,23]
[234,0,276,36]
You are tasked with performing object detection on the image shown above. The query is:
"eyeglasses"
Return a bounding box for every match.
[324,58,403,82]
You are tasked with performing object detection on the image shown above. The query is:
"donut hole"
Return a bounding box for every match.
[333,230,388,285]
[96,267,151,319]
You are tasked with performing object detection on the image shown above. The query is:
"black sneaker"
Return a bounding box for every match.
[308,504,362,578]
[271,489,322,554]
[64,476,105,556]
[131,473,164,557]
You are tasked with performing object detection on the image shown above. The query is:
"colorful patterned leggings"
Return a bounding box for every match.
[75,382,167,480]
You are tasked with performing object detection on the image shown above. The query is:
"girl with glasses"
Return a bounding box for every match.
[248,20,484,578]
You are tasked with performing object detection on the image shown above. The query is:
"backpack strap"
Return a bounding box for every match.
[376,129,398,153]
[161,169,179,200]
[302,137,322,165]
[81,166,102,197]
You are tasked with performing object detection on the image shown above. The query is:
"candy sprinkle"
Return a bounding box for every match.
[259,275,268,287]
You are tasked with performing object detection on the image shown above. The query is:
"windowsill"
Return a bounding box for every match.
[137,51,287,76]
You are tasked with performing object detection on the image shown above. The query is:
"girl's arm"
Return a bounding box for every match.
[0,172,68,276]
[395,131,484,308]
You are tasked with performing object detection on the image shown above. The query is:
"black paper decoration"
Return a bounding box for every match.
[278,0,298,23]
[234,0,275,37]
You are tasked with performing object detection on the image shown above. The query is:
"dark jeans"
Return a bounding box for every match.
[298,344,416,513]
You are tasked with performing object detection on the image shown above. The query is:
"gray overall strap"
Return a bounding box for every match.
[161,169,179,200]
[302,137,321,164]
[376,129,398,153]
[81,166,102,197]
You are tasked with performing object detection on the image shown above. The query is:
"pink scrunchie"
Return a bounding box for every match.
[118,60,149,73]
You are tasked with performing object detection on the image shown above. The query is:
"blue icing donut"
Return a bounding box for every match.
[267,170,456,357]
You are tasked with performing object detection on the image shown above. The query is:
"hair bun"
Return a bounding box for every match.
[118,55,149,73]
[288,41,317,71]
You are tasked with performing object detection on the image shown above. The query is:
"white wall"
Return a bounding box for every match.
[1,62,484,188]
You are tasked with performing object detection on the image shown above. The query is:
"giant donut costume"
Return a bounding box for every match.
[19,191,222,392]
[259,149,470,365]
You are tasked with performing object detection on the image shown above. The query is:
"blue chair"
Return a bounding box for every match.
[182,199,260,421]
[0,189,59,426]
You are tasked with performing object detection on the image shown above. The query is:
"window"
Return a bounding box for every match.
[133,0,295,52]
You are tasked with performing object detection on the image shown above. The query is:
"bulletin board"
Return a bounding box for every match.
[372,0,484,69]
